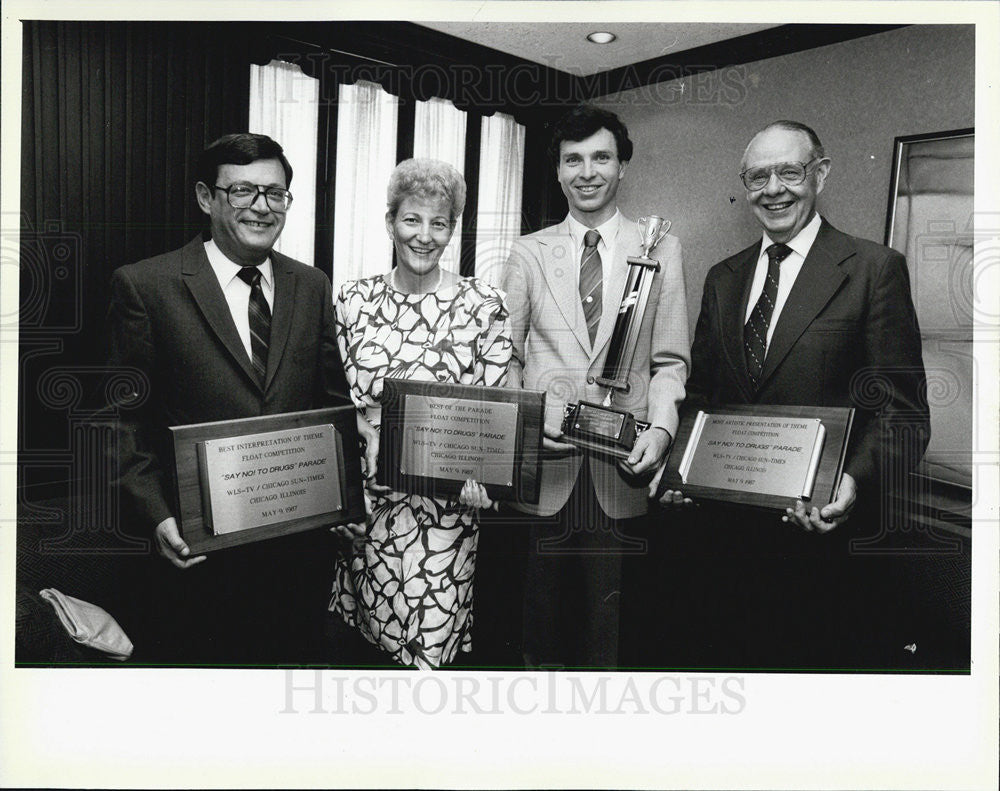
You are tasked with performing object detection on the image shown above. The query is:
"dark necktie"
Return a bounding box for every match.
[744,242,791,389]
[580,228,602,345]
[237,266,271,388]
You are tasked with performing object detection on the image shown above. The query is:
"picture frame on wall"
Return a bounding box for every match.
[884,127,974,250]
[882,126,974,538]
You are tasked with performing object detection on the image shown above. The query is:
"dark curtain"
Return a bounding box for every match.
[521,115,568,233]
[19,21,257,493]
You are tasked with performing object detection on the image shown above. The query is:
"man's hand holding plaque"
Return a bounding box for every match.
[621,425,671,476]
[782,471,857,533]
[154,516,207,569]
[658,470,858,532]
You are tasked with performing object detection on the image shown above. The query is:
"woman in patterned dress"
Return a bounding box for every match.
[329,159,512,669]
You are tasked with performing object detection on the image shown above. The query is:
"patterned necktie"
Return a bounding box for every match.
[580,228,602,345]
[744,242,791,389]
[237,265,271,388]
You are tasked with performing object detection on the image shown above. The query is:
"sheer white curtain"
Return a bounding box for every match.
[332,80,399,295]
[249,60,319,265]
[413,97,467,273]
[475,112,525,286]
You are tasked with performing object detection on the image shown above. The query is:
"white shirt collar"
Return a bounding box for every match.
[204,238,273,288]
[566,209,622,250]
[760,212,822,261]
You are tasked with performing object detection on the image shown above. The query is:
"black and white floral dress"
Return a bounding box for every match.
[329,274,511,668]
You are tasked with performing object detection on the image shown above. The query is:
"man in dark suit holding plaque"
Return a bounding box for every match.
[659,121,929,668]
[500,105,689,668]
[106,133,351,664]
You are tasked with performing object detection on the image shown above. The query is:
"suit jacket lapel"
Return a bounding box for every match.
[590,227,635,362]
[537,221,590,353]
[265,252,296,391]
[758,221,851,387]
[716,243,759,400]
[181,237,261,390]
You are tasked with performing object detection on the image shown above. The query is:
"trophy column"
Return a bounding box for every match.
[561,215,672,459]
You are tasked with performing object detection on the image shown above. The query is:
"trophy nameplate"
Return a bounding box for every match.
[561,401,650,458]
[562,214,671,459]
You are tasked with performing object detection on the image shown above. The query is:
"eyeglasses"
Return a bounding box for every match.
[739,158,823,191]
[212,183,294,212]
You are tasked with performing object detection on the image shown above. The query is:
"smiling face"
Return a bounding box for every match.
[556,127,627,227]
[196,158,288,266]
[742,127,830,244]
[386,194,455,279]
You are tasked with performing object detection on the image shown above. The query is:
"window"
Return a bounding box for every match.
[476,112,525,287]
[413,97,468,274]
[331,80,399,295]
[249,60,319,265]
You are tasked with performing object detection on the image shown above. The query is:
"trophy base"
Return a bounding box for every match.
[561,401,650,460]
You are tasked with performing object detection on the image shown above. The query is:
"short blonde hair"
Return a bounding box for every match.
[386,158,467,223]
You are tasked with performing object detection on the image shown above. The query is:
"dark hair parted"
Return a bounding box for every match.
[196,133,294,189]
[547,104,634,168]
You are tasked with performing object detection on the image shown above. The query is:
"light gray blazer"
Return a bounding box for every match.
[501,216,690,518]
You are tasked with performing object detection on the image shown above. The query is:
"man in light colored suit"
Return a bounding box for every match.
[501,105,689,667]
[107,133,351,664]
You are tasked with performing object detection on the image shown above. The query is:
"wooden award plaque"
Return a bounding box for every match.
[170,406,366,553]
[660,404,854,511]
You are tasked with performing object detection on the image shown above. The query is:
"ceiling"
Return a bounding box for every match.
[419,22,779,76]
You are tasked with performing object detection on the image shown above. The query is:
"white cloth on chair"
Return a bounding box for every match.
[39,588,133,660]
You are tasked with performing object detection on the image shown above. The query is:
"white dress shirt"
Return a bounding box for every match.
[744,212,823,349]
[566,209,623,309]
[205,239,274,361]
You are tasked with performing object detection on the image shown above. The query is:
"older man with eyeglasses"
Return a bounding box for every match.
[105,132,351,664]
[653,120,929,669]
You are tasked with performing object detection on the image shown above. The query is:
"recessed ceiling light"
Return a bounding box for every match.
[587,31,616,44]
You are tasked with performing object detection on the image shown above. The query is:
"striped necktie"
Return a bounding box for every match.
[237,266,271,388]
[580,228,602,345]
[744,242,791,389]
